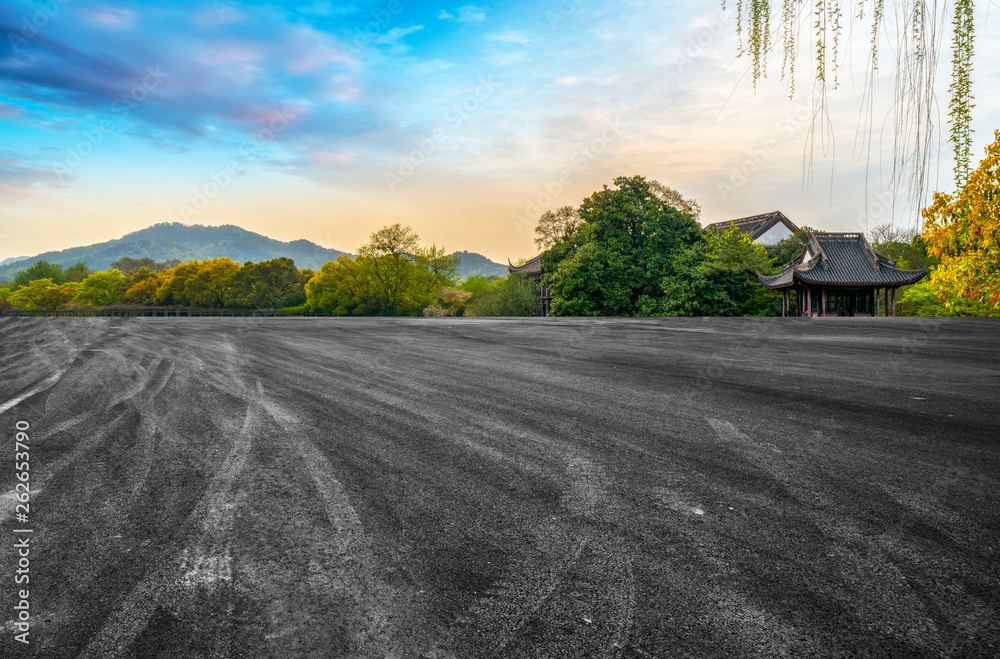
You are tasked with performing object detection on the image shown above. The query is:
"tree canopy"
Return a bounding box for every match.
[542,175,705,315]
[923,129,1000,314]
[306,224,460,316]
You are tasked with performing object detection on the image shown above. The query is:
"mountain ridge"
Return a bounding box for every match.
[0,223,508,281]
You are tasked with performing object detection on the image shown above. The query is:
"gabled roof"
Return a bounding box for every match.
[508,254,543,276]
[704,211,799,241]
[758,232,929,288]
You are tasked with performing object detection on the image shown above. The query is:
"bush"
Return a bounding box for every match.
[465,273,538,316]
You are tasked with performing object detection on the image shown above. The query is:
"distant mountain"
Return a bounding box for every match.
[0,224,510,283]
[452,250,508,279]
[0,223,348,280]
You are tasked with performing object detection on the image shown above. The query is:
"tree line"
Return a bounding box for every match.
[0,227,539,317]
[2,132,996,317]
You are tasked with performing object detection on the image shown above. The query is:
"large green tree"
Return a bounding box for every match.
[13,260,66,287]
[74,270,127,308]
[543,175,704,316]
[229,257,305,309]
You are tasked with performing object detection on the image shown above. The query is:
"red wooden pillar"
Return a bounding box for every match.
[891,288,896,317]
[807,288,812,317]
[821,286,827,317]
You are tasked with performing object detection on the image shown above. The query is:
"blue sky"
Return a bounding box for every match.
[1,0,998,263]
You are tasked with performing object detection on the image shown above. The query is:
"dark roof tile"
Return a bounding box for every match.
[759,232,928,288]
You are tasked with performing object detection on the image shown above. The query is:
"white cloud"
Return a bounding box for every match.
[373,25,425,54]
[409,59,457,76]
[457,5,487,24]
[487,28,531,45]
[437,10,455,20]
[555,76,580,86]
[89,7,136,29]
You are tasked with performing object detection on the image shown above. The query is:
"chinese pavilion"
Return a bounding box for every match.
[758,232,929,317]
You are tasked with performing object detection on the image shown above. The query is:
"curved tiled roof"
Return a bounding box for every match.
[508,254,543,276]
[758,232,928,288]
[704,210,799,241]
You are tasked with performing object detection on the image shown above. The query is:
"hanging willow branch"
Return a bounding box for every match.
[724,0,976,224]
[949,0,975,188]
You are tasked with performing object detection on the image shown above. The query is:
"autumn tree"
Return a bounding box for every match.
[9,278,77,310]
[124,268,167,304]
[183,258,240,308]
[154,263,192,305]
[922,129,1000,314]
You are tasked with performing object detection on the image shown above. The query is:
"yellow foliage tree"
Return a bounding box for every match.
[922,130,1000,315]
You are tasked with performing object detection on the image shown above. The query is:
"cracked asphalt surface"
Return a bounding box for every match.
[1,316,998,658]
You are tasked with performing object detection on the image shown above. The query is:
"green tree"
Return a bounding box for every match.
[74,270,127,308]
[654,246,735,316]
[13,260,66,287]
[897,278,991,316]
[357,223,422,315]
[64,262,93,283]
[229,257,304,309]
[460,275,491,295]
[543,175,704,315]
[767,226,816,267]
[465,273,538,316]
[305,255,374,315]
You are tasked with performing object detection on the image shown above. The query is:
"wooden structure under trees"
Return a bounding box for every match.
[758,232,929,317]
[507,255,551,316]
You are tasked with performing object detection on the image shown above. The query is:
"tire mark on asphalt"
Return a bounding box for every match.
[79,389,260,659]
[255,385,420,658]
[0,369,67,415]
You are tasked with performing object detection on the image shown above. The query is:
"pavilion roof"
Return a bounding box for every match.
[704,210,798,241]
[508,254,543,276]
[758,232,929,289]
